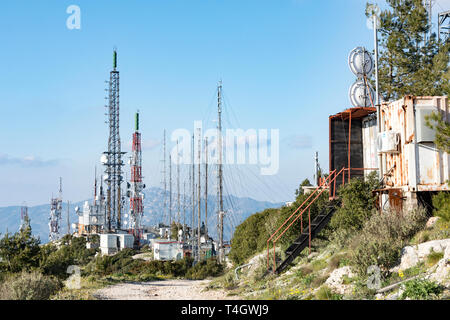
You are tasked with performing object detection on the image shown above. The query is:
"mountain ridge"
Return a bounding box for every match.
[0,187,284,243]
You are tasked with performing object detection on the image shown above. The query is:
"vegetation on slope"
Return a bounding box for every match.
[0,226,224,300]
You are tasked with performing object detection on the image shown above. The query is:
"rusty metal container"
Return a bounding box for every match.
[329,107,377,195]
[379,96,449,194]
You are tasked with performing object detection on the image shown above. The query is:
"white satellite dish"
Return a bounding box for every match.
[349,79,375,108]
[103,174,109,181]
[100,154,108,164]
[348,47,374,78]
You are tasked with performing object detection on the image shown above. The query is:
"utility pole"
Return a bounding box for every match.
[197,128,202,262]
[217,80,224,263]
[204,137,208,239]
[314,152,319,186]
[373,8,384,189]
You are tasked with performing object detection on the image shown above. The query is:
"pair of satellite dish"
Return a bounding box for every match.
[348,47,375,108]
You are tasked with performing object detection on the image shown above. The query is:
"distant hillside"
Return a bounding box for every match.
[0,187,283,243]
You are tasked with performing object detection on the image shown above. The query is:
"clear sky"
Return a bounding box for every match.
[0,0,449,206]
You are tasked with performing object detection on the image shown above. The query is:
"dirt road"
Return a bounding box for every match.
[93,279,239,300]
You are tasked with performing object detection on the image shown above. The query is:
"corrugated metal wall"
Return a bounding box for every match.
[380,96,449,192]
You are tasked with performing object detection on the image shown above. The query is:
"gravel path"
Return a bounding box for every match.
[93,279,239,300]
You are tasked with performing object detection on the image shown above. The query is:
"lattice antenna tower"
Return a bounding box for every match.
[49,177,63,241]
[103,49,125,231]
[128,111,145,242]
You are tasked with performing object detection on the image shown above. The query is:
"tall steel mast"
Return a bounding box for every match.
[177,140,181,225]
[104,49,125,231]
[49,177,63,241]
[161,130,167,228]
[204,137,208,239]
[217,81,224,263]
[197,128,202,262]
[129,111,144,243]
[169,154,172,238]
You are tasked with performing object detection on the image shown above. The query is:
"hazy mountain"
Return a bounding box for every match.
[0,187,283,243]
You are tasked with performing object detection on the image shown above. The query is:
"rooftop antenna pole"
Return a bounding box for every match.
[217,80,224,263]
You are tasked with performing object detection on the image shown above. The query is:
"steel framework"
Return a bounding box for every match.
[438,10,450,42]
[49,178,63,241]
[103,49,125,231]
[128,111,144,243]
[20,205,30,232]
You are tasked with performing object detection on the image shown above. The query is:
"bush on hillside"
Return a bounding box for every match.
[185,258,224,280]
[350,208,427,276]
[229,191,330,265]
[0,271,62,300]
[40,235,97,278]
[432,192,450,222]
[0,228,41,273]
[400,279,442,300]
[229,208,278,265]
[329,172,380,247]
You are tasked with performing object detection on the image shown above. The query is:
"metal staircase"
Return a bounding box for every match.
[274,200,340,274]
[267,167,348,274]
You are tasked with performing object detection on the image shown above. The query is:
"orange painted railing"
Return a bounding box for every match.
[267,167,347,272]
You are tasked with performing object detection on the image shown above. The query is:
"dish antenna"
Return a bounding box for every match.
[348,47,374,78]
[348,46,375,107]
[349,80,375,108]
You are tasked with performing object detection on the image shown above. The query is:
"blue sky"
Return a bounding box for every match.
[0,0,448,206]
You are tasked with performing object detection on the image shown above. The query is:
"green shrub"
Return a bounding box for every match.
[229,208,278,265]
[426,250,444,267]
[314,286,342,300]
[350,208,427,276]
[40,235,97,278]
[0,228,41,273]
[432,192,450,222]
[296,265,313,277]
[329,173,380,247]
[186,258,224,280]
[328,253,350,271]
[311,274,329,287]
[229,189,330,265]
[0,271,62,300]
[401,279,442,300]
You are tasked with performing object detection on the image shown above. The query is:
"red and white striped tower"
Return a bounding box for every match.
[129,111,144,244]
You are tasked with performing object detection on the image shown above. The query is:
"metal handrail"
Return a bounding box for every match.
[267,167,346,272]
[266,170,336,270]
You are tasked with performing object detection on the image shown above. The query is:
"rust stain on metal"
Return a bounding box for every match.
[378,96,449,192]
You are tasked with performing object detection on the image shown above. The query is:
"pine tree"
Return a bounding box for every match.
[368,0,450,101]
